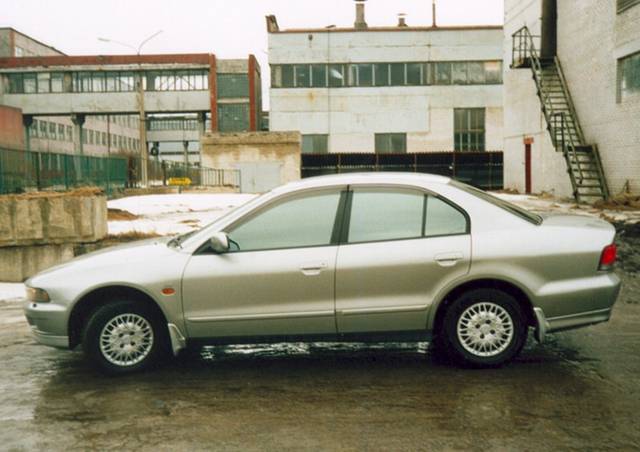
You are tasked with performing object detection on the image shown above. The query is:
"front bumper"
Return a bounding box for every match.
[28,327,69,348]
[24,301,70,349]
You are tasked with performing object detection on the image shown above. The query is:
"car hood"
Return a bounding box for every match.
[26,236,184,290]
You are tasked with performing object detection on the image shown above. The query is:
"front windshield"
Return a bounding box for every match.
[450,180,542,225]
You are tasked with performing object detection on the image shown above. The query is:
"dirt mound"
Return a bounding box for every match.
[107,208,139,221]
[595,193,640,211]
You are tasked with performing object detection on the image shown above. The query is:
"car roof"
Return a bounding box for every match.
[274,172,451,193]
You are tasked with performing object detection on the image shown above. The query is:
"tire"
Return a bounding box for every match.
[440,288,527,367]
[83,299,169,375]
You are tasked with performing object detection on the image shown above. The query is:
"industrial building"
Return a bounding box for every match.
[267,3,504,154]
[0,28,140,158]
[0,28,263,168]
[503,0,640,199]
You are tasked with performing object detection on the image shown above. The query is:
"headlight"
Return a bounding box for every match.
[26,287,50,303]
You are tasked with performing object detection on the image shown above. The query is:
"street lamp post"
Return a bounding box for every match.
[98,30,162,187]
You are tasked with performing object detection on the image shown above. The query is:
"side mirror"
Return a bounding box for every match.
[209,232,230,253]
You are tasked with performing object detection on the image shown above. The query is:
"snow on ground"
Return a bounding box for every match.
[0,283,25,302]
[108,193,257,237]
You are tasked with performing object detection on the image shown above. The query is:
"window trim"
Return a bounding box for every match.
[340,184,470,246]
[196,186,348,254]
[194,184,470,255]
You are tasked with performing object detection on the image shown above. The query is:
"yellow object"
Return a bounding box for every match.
[168,177,192,186]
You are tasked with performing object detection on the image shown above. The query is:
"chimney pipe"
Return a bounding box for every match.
[397,13,408,27]
[354,1,368,29]
[432,0,437,28]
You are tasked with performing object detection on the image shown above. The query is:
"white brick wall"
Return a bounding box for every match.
[503,0,640,196]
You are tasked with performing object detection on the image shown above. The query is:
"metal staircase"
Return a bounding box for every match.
[511,26,609,202]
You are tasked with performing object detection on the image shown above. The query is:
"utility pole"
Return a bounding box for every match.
[98,30,162,187]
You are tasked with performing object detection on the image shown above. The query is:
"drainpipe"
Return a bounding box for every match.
[540,0,557,59]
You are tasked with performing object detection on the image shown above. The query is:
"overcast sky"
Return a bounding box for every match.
[3,0,504,107]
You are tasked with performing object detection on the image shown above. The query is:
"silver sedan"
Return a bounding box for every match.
[24,173,621,374]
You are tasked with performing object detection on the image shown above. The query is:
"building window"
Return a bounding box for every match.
[375,133,407,153]
[302,134,329,154]
[218,103,250,132]
[311,64,327,88]
[374,63,390,86]
[39,120,47,138]
[618,0,640,13]
[454,108,485,151]
[294,65,310,88]
[66,126,73,141]
[14,46,24,57]
[58,124,65,140]
[23,73,36,93]
[328,64,345,87]
[272,61,503,88]
[217,73,249,98]
[406,63,422,85]
[618,51,640,102]
[349,64,373,87]
[49,122,57,140]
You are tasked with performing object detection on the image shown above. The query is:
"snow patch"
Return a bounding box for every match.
[0,283,25,302]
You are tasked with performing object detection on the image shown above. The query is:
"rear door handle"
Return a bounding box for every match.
[434,252,463,267]
[300,261,327,276]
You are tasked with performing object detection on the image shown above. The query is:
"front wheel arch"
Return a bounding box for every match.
[68,285,168,349]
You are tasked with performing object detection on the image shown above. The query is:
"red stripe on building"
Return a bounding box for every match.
[248,54,257,132]
[209,54,218,132]
[0,53,211,69]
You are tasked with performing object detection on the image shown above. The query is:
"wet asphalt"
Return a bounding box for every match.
[0,230,639,451]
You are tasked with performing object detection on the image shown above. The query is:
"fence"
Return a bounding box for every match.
[301,151,504,190]
[143,158,240,189]
[0,147,128,194]
[0,148,241,195]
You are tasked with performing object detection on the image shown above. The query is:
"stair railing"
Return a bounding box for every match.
[554,57,585,145]
[552,111,585,183]
[512,27,556,143]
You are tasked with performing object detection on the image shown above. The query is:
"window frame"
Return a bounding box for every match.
[617,50,640,102]
[204,187,348,254]
[339,185,471,246]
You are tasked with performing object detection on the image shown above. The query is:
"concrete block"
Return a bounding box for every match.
[47,197,77,240]
[0,244,74,282]
[14,198,44,243]
[0,199,14,244]
[0,192,107,246]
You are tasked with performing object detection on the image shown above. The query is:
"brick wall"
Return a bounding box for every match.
[0,105,24,149]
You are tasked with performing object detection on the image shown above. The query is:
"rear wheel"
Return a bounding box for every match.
[440,289,527,367]
[83,300,169,375]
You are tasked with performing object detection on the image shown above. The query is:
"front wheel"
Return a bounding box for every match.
[440,289,527,367]
[83,300,169,374]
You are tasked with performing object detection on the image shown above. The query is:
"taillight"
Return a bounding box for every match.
[599,243,617,271]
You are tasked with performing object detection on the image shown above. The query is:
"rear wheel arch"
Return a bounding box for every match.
[431,278,535,339]
[68,285,168,349]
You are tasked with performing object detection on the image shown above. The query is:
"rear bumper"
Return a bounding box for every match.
[533,272,621,341]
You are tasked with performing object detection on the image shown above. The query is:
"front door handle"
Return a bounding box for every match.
[300,262,327,276]
[434,252,463,267]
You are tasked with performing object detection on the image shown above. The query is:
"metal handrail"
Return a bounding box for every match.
[552,112,585,183]
[554,56,585,144]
